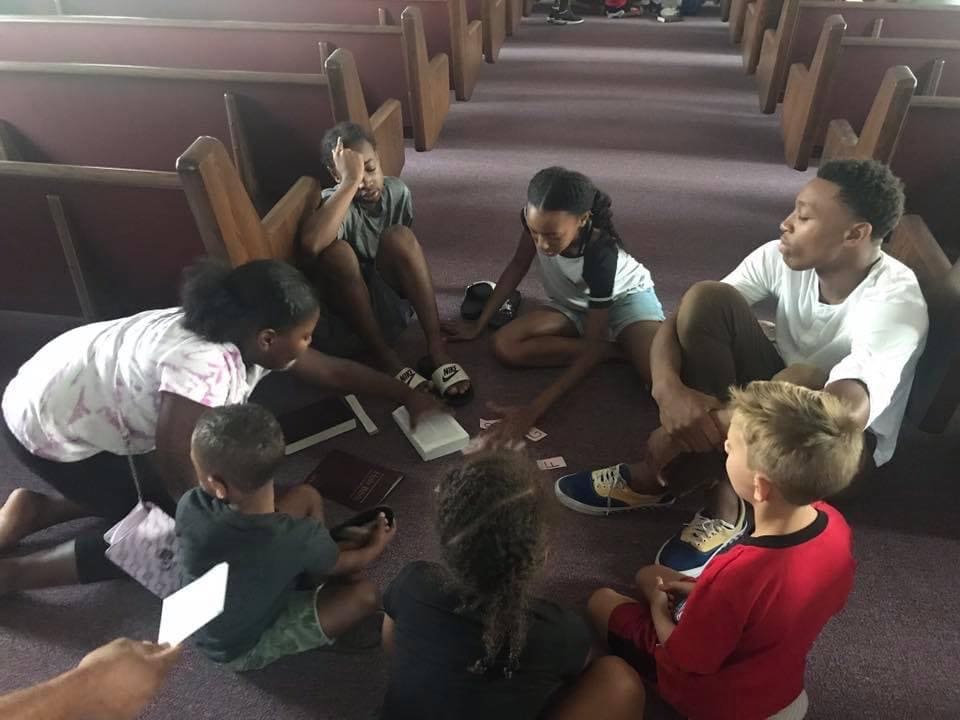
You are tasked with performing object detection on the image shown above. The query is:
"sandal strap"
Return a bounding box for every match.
[396,367,429,390]
[431,363,470,393]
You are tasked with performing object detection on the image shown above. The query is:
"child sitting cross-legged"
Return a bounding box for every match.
[380,451,647,720]
[588,381,861,720]
[176,403,394,671]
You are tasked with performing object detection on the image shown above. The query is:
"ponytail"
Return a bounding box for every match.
[590,189,622,247]
[180,259,319,344]
[527,167,622,247]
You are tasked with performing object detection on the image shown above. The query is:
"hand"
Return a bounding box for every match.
[403,389,446,429]
[367,513,397,555]
[76,638,181,720]
[441,318,483,343]
[332,136,365,189]
[474,402,536,451]
[656,382,725,453]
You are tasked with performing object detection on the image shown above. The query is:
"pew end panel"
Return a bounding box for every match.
[887,215,960,433]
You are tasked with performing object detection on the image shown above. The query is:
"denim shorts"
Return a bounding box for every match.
[545,287,665,340]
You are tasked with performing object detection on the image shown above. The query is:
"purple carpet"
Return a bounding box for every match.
[2,7,959,719]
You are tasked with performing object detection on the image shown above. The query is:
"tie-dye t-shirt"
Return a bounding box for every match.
[1,308,268,462]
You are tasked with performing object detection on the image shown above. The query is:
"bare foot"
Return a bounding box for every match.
[0,489,89,551]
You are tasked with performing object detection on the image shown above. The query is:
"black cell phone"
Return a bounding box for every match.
[330,506,395,542]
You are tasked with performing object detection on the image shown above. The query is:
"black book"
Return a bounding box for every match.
[277,398,357,455]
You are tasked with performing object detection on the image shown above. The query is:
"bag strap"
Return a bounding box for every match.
[57,220,147,503]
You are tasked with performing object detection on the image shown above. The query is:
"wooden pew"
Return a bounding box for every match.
[757,0,960,113]
[0,12,447,152]
[464,0,507,63]
[58,0,504,69]
[177,136,314,267]
[824,66,960,250]
[0,53,402,208]
[780,16,960,170]
[741,0,786,74]
[886,215,960,433]
[0,141,214,318]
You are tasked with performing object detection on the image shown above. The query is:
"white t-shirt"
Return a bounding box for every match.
[2,308,269,462]
[723,240,928,466]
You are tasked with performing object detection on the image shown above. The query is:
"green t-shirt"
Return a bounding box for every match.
[320,176,414,261]
[175,488,340,662]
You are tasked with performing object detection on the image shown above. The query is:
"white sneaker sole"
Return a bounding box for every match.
[554,481,675,516]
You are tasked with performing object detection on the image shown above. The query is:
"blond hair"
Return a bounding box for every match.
[729,381,863,505]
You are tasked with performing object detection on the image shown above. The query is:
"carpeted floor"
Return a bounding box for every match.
[2,7,959,719]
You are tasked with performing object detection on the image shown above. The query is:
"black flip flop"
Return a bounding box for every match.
[330,506,395,543]
[460,281,522,328]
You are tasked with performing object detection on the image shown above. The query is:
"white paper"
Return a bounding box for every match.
[479,418,500,430]
[158,562,229,646]
[537,456,567,471]
[525,427,547,442]
[346,394,379,436]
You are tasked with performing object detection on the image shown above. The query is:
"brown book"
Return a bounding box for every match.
[306,450,404,511]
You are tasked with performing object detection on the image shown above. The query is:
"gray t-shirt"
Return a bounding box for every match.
[176,488,340,662]
[321,176,414,260]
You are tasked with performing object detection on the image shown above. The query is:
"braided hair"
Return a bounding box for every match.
[527,166,623,247]
[436,451,547,679]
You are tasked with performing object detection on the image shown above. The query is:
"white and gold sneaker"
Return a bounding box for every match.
[554,464,675,516]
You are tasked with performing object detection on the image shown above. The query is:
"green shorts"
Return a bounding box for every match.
[226,588,334,672]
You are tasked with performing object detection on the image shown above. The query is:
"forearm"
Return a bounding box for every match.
[650,313,685,402]
[301,182,360,256]
[529,342,607,419]
[0,668,94,720]
[475,256,531,329]
[649,600,677,644]
[292,350,411,406]
[147,451,197,501]
[824,378,871,430]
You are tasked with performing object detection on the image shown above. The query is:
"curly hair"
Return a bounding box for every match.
[435,451,547,678]
[527,166,623,247]
[191,403,286,494]
[180,259,318,345]
[817,159,905,241]
[320,121,377,171]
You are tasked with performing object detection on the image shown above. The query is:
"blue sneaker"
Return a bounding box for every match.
[655,500,748,577]
[555,464,675,516]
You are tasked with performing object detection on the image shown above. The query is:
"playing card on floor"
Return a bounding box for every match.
[537,456,567,470]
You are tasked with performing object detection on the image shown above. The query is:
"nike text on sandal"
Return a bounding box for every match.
[395,367,431,392]
[417,358,474,407]
[554,464,675,516]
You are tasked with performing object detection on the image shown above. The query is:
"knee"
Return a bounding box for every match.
[773,363,828,390]
[590,656,647,708]
[316,238,361,281]
[352,578,381,614]
[379,225,420,260]
[676,280,740,343]
[492,327,523,368]
[587,588,620,630]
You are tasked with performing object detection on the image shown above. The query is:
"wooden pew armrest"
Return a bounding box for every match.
[262,176,320,261]
[467,19,483,41]
[822,119,858,161]
[782,62,808,118]
[370,98,405,177]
